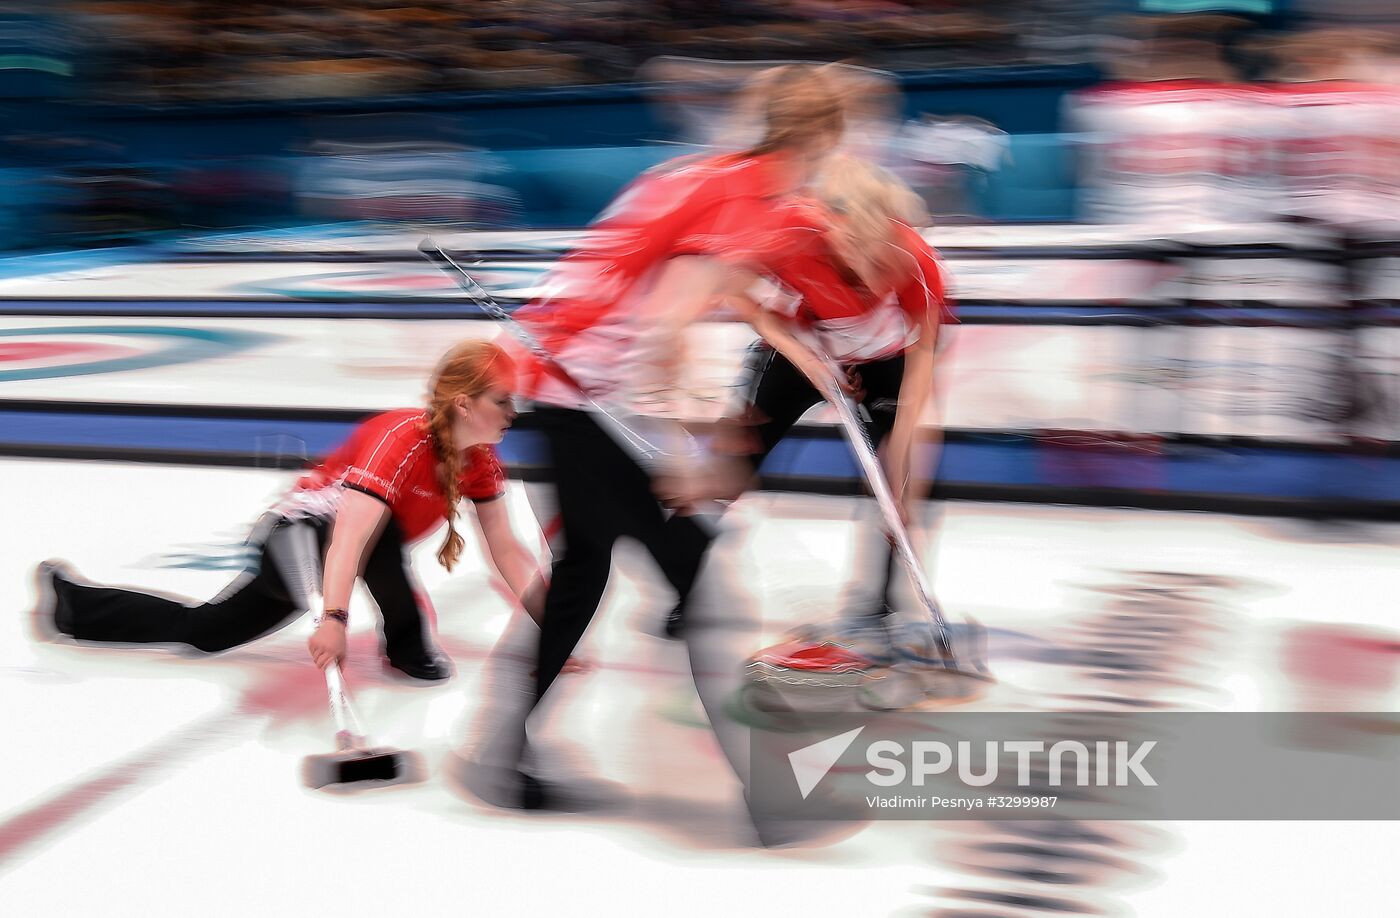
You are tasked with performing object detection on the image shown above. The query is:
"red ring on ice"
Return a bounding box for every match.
[0,342,141,364]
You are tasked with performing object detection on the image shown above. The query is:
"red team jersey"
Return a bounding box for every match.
[512,151,826,406]
[759,219,953,363]
[283,409,505,543]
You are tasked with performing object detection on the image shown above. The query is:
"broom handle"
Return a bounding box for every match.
[797,339,959,668]
[324,661,367,749]
[826,388,958,666]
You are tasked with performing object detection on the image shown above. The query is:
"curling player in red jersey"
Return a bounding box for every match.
[454,65,858,845]
[33,340,546,683]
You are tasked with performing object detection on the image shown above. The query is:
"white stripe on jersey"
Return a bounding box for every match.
[357,415,424,497]
[384,437,431,500]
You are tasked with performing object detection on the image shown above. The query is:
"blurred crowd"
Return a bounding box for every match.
[1069,16,1400,228]
[10,2,1400,246]
[74,0,1098,102]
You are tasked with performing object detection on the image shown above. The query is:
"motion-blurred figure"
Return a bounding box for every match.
[455,64,847,846]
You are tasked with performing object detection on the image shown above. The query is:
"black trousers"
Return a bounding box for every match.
[531,406,713,701]
[60,514,435,665]
[738,343,905,469]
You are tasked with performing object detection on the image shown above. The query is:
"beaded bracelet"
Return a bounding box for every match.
[321,609,349,626]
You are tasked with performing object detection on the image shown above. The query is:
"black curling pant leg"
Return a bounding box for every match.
[530,406,716,701]
[358,517,437,665]
[530,408,628,701]
[739,343,824,472]
[655,512,712,606]
[62,517,325,651]
[849,352,905,448]
[738,345,905,470]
